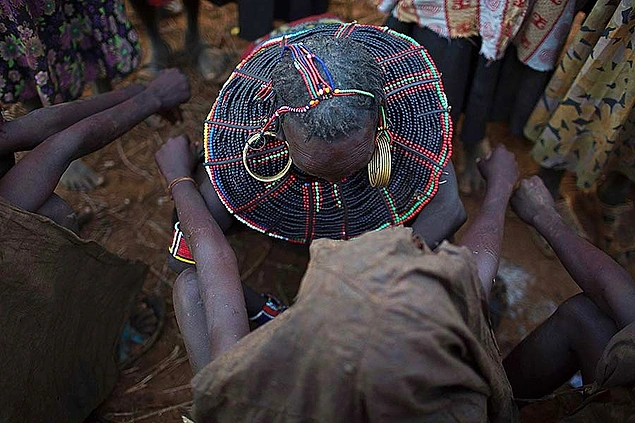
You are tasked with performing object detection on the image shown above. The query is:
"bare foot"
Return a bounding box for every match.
[118,294,165,368]
[459,160,485,196]
[60,159,105,191]
[161,0,183,16]
[459,137,491,196]
[194,45,234,83]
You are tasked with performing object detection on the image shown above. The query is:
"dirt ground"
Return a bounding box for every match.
[42,2,628,422]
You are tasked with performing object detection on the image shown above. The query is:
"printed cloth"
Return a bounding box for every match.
[191,227,517,422]
[526,0,635,189]
[0,0,141,105]
[376,0,576,71]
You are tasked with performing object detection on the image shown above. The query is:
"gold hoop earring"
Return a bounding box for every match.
[242,131,293,183]
[368,129,392,187]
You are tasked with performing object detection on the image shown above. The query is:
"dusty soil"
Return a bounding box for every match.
[44,2,628,422]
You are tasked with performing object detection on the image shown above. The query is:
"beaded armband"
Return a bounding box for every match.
[169,222,195,265]
[249,294,288,327]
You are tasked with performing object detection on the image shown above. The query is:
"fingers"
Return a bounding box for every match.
[155,134,195,180]
[517,175,544,192]
[513,176,550,204]
[168,134,190,146]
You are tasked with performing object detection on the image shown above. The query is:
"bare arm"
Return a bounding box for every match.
[0,69,190,212]
[157,135,249,359]
[512,176,635,328]
[0,83,145,153]
[458,145,519,296]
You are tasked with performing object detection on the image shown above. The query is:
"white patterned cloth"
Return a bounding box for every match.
[376,0,576,71]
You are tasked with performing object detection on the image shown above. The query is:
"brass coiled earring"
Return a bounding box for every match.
[368,106,392,188]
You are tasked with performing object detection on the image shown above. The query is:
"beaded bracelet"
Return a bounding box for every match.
[167,176,196,196]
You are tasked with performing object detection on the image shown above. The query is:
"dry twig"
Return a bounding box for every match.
[124,345,187,394]
[149,265,173,288]
[161,384,191,395]
[116,139,154,181]
[102,400,193,422]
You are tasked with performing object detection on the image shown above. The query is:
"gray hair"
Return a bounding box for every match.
[271,36,385,142]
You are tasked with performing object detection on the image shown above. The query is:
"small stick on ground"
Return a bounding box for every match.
[153,131,164,147]
[116,139,154,181]
[161,384,191,394]
[149,265,174,288]
[124,346,184,394]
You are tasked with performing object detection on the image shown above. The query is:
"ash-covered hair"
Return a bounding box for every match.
[271,36,385,142]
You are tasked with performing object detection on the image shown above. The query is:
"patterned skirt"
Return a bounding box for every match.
[525,0,635,190]
[0,0,141,106]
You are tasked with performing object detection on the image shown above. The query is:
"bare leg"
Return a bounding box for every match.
[128,0,170,74]
[173,268,212,374]
[505,176,635,398]
[170,163,267,314]
[513,177,635,327]
[169,257,266,318]
[504,294,617,398]
[182,0,232,82]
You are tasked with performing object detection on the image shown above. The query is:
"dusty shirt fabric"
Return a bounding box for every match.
[0,197,146,423]
[192,227,517,422]
[526,0,635,189]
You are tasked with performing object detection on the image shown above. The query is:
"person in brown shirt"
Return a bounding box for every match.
[0,69,191,422]
[156,136,635,421]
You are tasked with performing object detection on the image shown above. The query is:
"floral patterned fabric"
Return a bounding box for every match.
[525,0,635,190]
[0,0,140,106]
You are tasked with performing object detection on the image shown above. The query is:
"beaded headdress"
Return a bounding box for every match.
[204,22,452,244]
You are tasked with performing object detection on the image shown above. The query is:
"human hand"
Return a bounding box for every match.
[146,68,191,111]
[476,144,519,193]
[511,176,557,225]
[155,134,198,183]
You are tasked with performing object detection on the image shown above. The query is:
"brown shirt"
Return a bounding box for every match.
[192,227,517,422]
[0,197,146,423]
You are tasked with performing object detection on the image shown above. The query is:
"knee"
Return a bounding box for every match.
[173,268,200,312]
[554,294,595,324]
[168,254,194,274]
[553,294,616,336]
